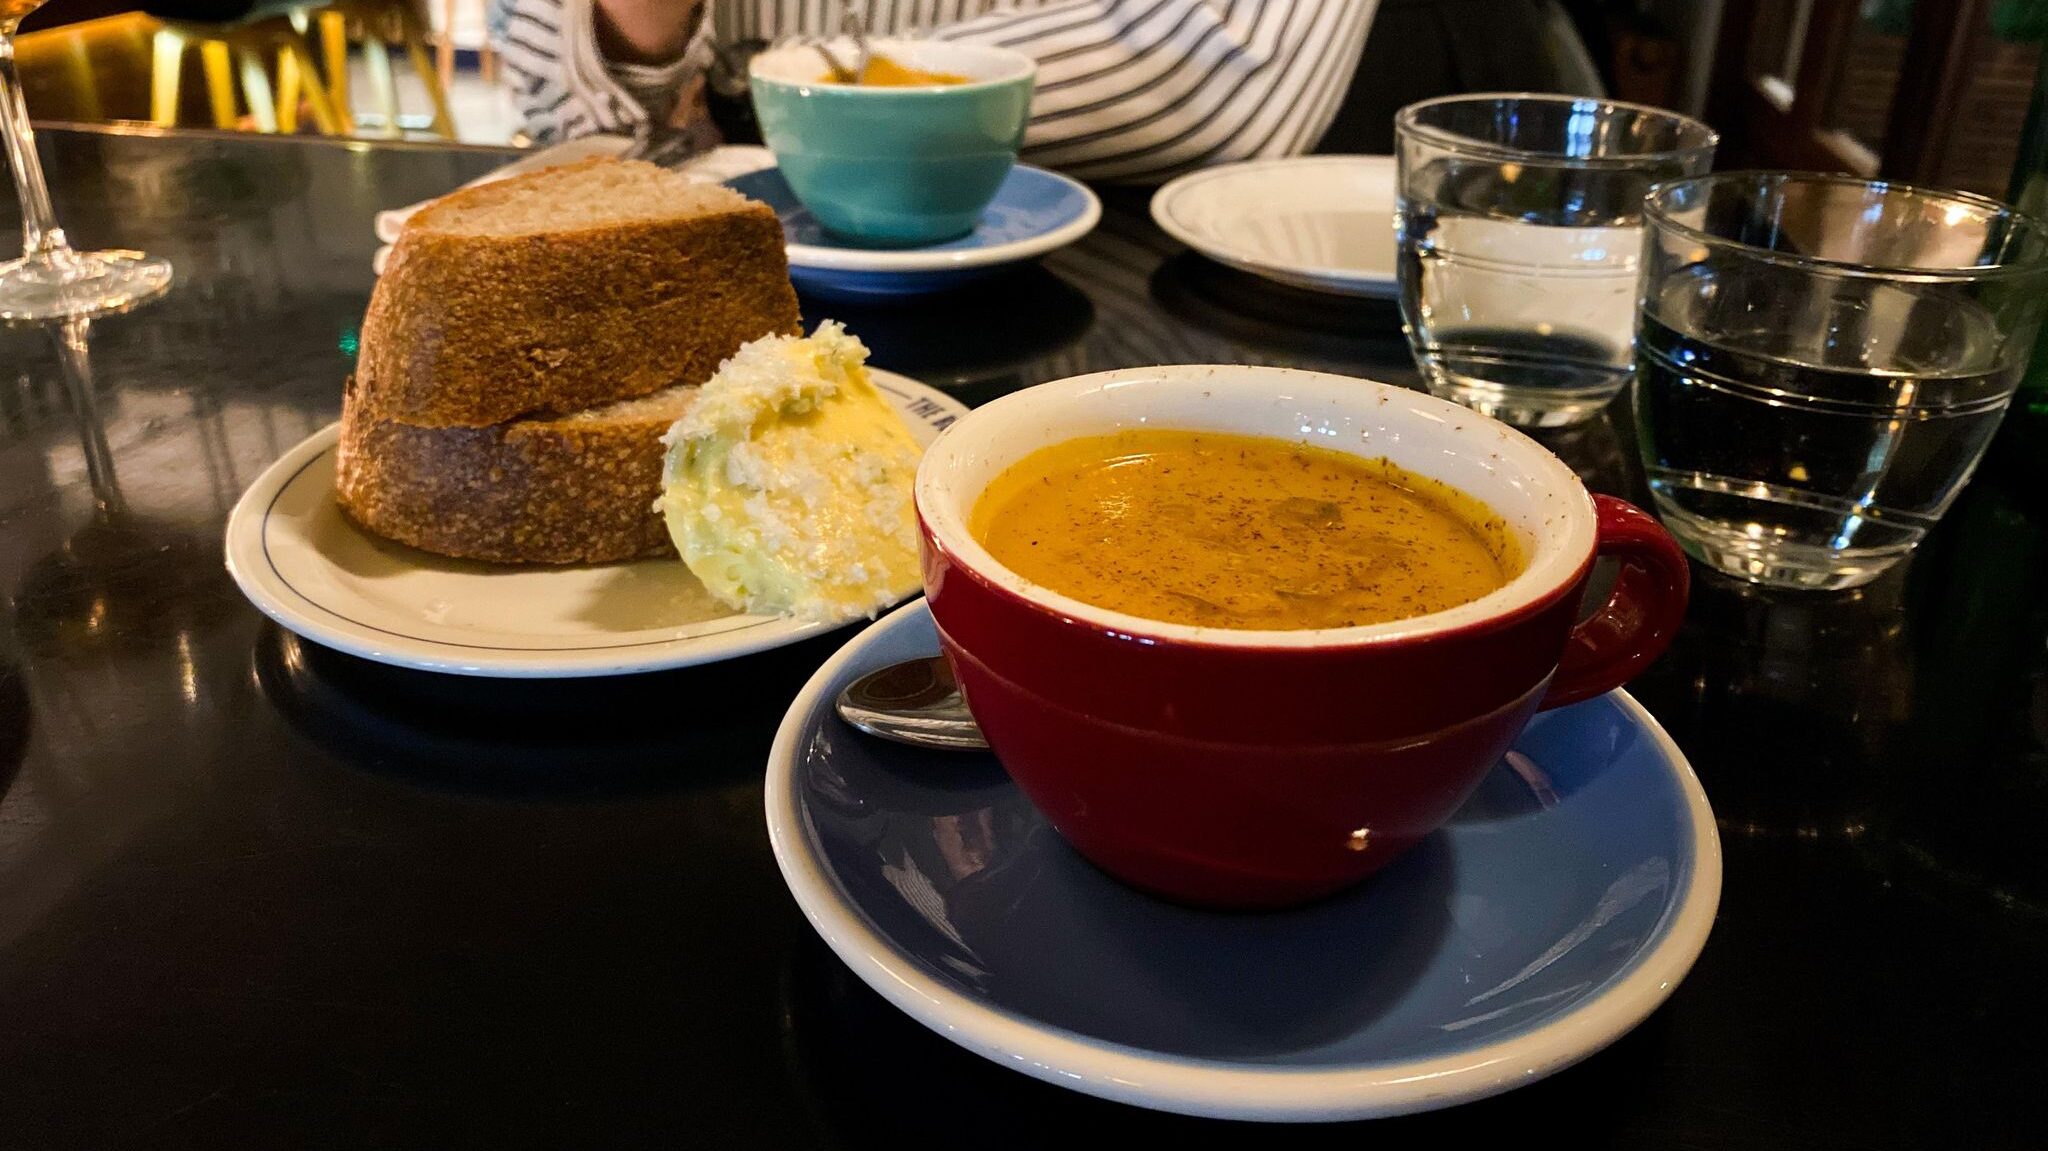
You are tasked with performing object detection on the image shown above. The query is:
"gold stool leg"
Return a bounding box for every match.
[288,39,344,134]
[150,28,183,127]
[64,29,105,122]
[275,44,300,132]
[200,40,237,128]
[437,0,455,93]
[402,26,456,138]
[361,37,399,136]
[236,45,279,132]
[318,10,351,129]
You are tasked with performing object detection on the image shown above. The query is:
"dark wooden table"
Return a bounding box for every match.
[2,126,2045,1149]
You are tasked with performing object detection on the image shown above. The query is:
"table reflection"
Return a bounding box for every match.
[0,307,263,961]
[1890,476,2048,914]
[1527,406,1635,501]
[1149,250,1408,362]
[250,624,821,800]
[7,310,242,680]
[1640,570,1911,841]
[2,127,2046,1146]
[809,265,1093,401]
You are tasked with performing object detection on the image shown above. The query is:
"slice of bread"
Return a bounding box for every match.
[334,375,697,564]
[355,158,800,429]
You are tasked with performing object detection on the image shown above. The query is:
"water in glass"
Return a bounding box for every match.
[1637,308,2018,590]
[1635,173,2048,589]
[1394,95,1715,428]
[1398,173,1646,426]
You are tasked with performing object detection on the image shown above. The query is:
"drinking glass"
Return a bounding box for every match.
[0,0,172,320]
[1635,172,2048,590]
[1395,93,1716,427]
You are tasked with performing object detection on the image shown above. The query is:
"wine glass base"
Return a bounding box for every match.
[0,249,173,322]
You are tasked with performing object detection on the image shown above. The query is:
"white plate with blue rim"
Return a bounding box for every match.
[766,599,1722,1121]
[223,372,968,678]
[726,164,1101,299]
[1151,155,1400,298]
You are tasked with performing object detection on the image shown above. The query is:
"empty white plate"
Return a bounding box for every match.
[1151,155,1399,298]
[224,371,968,677]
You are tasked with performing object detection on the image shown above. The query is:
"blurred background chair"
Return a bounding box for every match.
[17,0,2048,191]
[149,8,350,134]
[15,0,499,140]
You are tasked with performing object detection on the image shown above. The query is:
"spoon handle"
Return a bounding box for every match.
[813,41,858,83]
[842,10,872,78]
[840,710,990,750]
[835,655,990,751]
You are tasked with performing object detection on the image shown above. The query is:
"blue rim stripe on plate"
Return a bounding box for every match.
[256,382,950,654]
[223,378,969,676]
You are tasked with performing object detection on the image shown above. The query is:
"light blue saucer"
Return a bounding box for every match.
[765,600,1721,1121]
[727,165,1100,299]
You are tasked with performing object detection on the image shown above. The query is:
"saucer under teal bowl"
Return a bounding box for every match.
[727,165,1100,299]
[765,600,1722,1121]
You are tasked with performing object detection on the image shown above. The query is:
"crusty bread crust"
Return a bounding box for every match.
[356,167,800,429]
[334,377,687,565]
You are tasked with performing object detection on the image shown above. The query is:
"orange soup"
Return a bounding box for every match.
[969,429,1521,630]
[819,56,971,86]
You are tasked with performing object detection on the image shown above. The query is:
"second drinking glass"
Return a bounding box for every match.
[1634,172,2048,590]
[1394,93,1716,427]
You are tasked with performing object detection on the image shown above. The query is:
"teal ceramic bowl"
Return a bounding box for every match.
[749,39,1035,247]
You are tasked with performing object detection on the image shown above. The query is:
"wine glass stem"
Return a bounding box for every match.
[51,318,125,517]
[0,24,71,262]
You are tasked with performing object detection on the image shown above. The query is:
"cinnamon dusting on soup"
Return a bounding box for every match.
[969,429,1520,630]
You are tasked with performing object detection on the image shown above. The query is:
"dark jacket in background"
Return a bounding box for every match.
[1317,0,1598,154]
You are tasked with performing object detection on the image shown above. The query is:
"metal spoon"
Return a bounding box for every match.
[835,656,988,750]
[813,11,873,83]
[812,40,859,83]
[842,11,874,78]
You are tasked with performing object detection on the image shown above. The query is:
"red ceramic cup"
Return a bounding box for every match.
[915,366,1690,909]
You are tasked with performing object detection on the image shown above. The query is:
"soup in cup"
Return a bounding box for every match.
[914,366,1690,909]
[749,39,1035,246]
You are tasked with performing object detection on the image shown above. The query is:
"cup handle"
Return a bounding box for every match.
[1540,494,1692,710]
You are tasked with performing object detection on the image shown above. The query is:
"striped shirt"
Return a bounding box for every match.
[489,0,1379,183]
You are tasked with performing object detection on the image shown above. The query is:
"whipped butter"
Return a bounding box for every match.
[658,322,924,623]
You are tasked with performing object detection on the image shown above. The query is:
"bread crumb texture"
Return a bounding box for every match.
[355,158,800,428]
[336,377,698,564]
